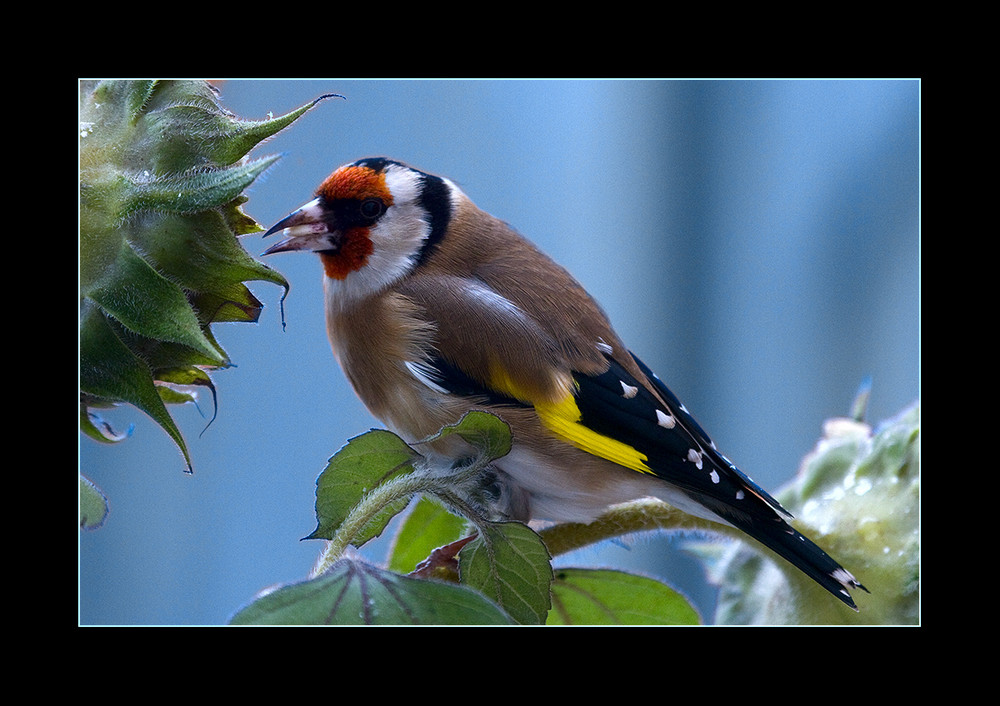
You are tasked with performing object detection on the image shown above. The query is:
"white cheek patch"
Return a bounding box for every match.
[325,167,438,309]
[383,165,423,205]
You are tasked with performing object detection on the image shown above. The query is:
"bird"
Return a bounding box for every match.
[262,157,868,611]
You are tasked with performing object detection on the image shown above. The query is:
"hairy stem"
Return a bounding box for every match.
[312,472,429,577]
[538,497,743,558]
[311,460,494,578]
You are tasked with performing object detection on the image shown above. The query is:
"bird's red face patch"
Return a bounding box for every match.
[317,165,395,206]
[314,165,393,280]
[319,232,374,280]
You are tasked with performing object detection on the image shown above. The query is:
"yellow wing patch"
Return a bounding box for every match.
[484,360,651,475]
[534,393,653,475]
[487,360,573,405]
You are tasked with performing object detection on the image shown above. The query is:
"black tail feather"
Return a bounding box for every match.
[718,505,868,610]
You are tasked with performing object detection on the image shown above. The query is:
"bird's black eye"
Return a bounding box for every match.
[359,198,385,220]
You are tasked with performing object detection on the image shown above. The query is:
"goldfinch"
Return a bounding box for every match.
[263,157,867,610]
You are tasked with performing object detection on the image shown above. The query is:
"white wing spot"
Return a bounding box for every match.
[656,409,675,429]
[736,490,745,500]
[404,361,449,394]
[832,568,858,587]
[709,469,720,484]
[596,339,613,355]
[620,381,638,398]
[687,448,703,469]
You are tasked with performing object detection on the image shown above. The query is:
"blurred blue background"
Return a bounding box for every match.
[78,79,919,625]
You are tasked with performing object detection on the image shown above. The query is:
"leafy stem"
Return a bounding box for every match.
[312,455,494,577]
[314,471,426,575]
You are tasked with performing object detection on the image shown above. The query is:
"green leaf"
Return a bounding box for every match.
[120,156,280,216]
[230,558,513,625]
[80,406,133,444]
[86,241,225,365]
[419,410,512,462]
[156,385,197,405]
[80,476,109,530]
[154,366,218,422]
[139,88,341,169]
[308,429,422,541]
[220,196,265,237]
[459,521,553,625]
[191,284,265,324]
[79,301,192,471]
[387,496,469,574]
[547,568,701,625]
[132,208,286,308]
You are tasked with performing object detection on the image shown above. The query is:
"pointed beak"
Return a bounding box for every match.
[262,198,340,255]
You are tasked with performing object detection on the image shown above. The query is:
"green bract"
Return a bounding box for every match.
[79,80,334,473]
[699,401,920,625]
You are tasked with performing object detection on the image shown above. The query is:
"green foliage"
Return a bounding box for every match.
[386,496,469,574]
[696,401,920,625]
[229,411,702,625]
[231,398,919,625]
[458,521,554,624]
[79,80,338,531]
[230,558,513,626]
[79,80,336,477]
[548,568,700,625]
[307,429,422,543]
[79,477,109,530]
